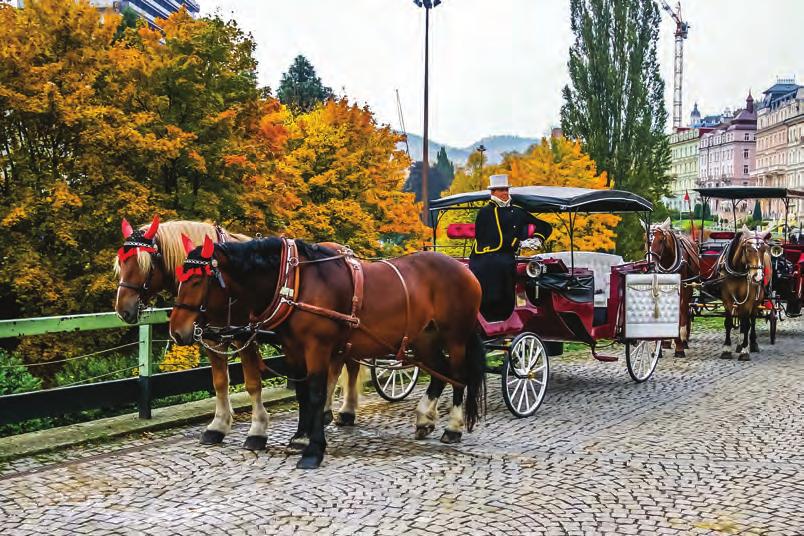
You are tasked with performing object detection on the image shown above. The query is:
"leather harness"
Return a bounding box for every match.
[246,238,463,388]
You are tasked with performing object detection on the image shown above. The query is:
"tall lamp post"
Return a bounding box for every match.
[476,144,487,177]
[414,0,441,225]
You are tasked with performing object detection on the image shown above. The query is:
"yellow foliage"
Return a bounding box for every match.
[442,137,619,253]
[160,344,201,372]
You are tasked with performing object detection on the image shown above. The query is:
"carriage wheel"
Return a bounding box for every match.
[502,332,549,418]
[769,308,777,345]
[371,359,420,402]
[625,340,661,383]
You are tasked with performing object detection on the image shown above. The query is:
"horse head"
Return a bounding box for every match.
[114,215,165,324]
[169,235,234,345]
[734,226,768,284]
[646,217,677,270]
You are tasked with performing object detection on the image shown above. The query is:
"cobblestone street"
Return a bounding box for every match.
[1,320,802,535]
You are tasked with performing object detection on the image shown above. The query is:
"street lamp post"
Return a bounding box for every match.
[414,0,441,225]
[476,144,486,177]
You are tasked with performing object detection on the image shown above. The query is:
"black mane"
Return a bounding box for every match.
[217,237,337,275]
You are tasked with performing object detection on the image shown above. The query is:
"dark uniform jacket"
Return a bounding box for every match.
[469,202,552,321]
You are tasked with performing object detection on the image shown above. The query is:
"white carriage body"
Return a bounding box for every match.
[624,273,681,339]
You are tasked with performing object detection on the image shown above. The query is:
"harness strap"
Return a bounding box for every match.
[250,238,299,329]
[379,260,411,360]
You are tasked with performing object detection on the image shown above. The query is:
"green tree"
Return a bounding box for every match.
[560,0,671,259]
[752,201,762,222]
[277,55,333,113]
[404,161,449,203]
[434,146,455,189]
[114,5,139,41]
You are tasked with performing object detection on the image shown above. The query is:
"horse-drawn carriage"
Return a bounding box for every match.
[407,186,681,417]
[689,187,804,349]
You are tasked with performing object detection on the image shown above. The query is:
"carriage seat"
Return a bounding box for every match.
[447,223,475,239]
[536,251,624,307]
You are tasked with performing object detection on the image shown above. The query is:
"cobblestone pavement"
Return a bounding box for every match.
[1,319,802,535]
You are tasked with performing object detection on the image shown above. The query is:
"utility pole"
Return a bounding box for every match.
[414,0,442,224]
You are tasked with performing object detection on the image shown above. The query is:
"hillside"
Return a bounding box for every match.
[402,133,540,165]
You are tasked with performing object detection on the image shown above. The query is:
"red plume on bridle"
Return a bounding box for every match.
[143,215,160,239]
[200,235,214,259]
[121,218,134,239]
[181,233,196,255]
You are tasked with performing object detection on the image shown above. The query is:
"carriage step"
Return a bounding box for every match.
[592,353,619,363]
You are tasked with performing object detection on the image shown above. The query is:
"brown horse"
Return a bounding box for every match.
[717,227,771,361]
[169,237,486,469]
[646,218,700,357]
[113,218,362,451]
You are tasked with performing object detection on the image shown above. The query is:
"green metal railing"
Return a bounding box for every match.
[0,309,285,425]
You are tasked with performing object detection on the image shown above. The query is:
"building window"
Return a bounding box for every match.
[743,165,749,175]
[743,148,749,159]
[744,133,749,141]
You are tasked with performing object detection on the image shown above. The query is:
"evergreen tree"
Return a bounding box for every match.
[404,161,445,203]
[752,201,762,222]
[434,146,455,190]
[277,55,333,113]
[560,0,671,259]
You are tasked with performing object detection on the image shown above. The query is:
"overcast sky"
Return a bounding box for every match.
[201,0,804,148]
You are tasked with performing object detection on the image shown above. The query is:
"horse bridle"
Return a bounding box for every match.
[117,236,162,318]
[647,227,683,274]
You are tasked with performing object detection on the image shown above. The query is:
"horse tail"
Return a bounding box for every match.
[463,331,486,432]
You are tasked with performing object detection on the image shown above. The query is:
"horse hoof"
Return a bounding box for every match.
[738,353,751,362]
[286,436,309,453]
[720,352,733,360]
[750,344,760,353]
[242,435,267,451]
[415,424,434,440]
[674,351,686,358]
[335,412,356,427]
[440,430,462,444]
[296,455,323,470]
[199,430,225,445]
[323,410,334,426]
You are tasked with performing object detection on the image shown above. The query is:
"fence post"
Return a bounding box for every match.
[138,324,153,419]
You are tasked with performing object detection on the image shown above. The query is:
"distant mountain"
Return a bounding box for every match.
[401,134,540,165]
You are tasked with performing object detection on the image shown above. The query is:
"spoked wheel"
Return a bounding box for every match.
[371,359,420,402]
[501,332,549,418]
[625,340,661,383]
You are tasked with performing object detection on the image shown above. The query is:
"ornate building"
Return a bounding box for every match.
[667,127,710,212]
[753,78,804,221]
[697,94,757,220]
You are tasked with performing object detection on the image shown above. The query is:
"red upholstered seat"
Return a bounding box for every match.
[447,223,476,239]
[709,231,735,240]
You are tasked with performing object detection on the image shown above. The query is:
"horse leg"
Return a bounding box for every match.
[200,350,233,444]
[297,346,330,470]
[721,314,733,359]
[323,360,341,427]
[412,331,446,439]
[335,359,361,426]
[749,315,760,353]
[287,374,310,453]
[240,344,269,451]
[737,316,750,361]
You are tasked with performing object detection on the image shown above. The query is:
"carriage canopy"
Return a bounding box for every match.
[430,186,653,214]
[694,187,804,200]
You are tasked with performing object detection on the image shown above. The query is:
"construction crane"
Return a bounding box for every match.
[659,0,690,131]
[395,89,410,158]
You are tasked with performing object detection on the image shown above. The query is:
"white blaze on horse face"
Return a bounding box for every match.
[445,405,464,433]
[415,393,438,427]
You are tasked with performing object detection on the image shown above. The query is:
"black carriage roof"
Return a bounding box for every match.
[695,187,804,200]
[430,186,653,213]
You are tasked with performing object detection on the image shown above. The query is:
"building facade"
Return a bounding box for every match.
[116,0,200,28]
[698,94,757,220]
[667,127,710,212]
[753,79,804,221]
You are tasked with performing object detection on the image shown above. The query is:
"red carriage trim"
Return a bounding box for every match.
[176,264,212,283]
[709,231,735,240]
[117,245,158,262]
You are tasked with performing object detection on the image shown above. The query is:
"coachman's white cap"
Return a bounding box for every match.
[488,174,510,190]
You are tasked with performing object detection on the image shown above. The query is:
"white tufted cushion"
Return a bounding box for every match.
[536,251,624,307]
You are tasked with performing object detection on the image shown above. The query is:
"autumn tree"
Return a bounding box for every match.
[560,0,670,258]
[441,137,618,254]
[277,55,334,113]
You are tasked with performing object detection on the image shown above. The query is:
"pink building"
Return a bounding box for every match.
[697,94,757,219]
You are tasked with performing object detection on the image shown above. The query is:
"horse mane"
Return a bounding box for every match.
[217,238,337,276]
[113,220,250,279]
